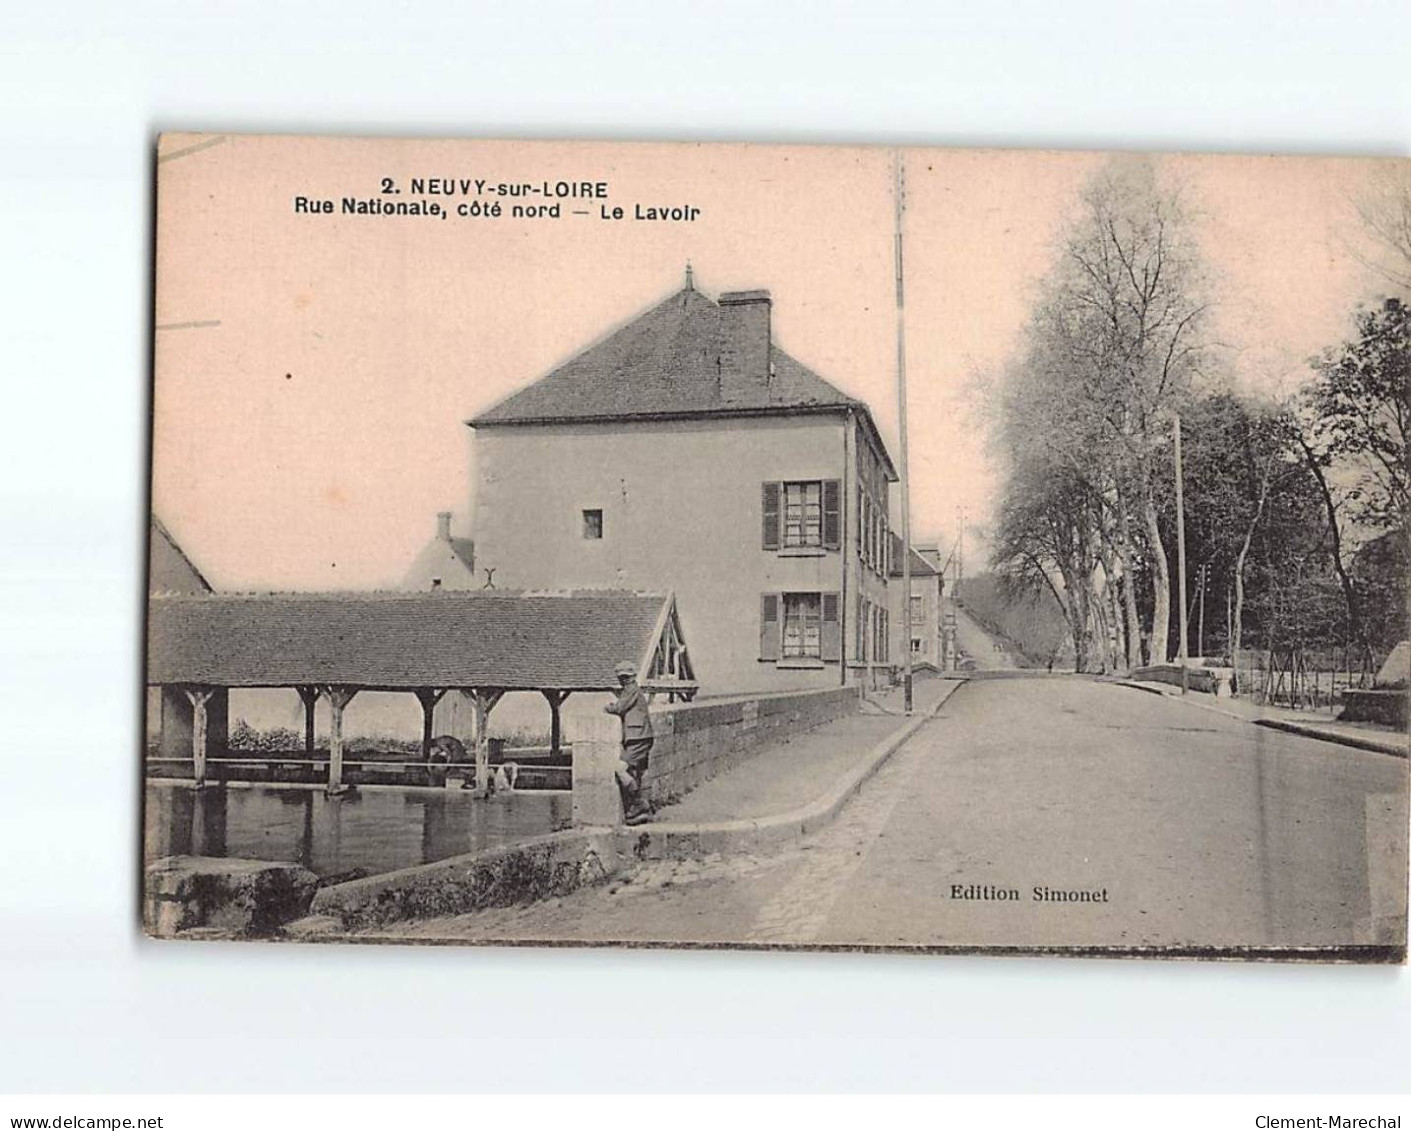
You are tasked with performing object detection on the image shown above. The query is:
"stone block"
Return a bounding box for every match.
[144,856,319,938]
[572,714,623,827]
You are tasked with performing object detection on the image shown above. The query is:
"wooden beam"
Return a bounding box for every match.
[470,688,503,798]
[541,690,569,756]
[323,685,358,795]
[183,687,216,788]
[296,685,319,755]
[414,688,447,760]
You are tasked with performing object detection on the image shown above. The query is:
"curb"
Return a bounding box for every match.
[615,681,961,862]
[1111,679,1407,758]
[1253,717,1407,759]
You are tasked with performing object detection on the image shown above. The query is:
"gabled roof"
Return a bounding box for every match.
[889,532,938,578]
[470,285,897,478]
[149,516,213,595]
[146,590,690,692]
[402,534,477,591]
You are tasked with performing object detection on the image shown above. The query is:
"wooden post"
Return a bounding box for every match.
[184,687,215,789]
[414,688,447,760]
[470,689,503,798]
[324,686,358,795]
[542,690,569,756]
[296,685,319,755]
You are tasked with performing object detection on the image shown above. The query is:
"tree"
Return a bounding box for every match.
[1355,165,1411,297]
[989,157,1213,667]
[1156,392,1305,669]
[1306,297,1410,535]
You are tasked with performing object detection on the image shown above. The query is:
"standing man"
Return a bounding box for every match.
[605,660,653,826]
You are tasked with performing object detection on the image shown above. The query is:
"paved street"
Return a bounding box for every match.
[376,677,1407,952]
[952,603,1022,670]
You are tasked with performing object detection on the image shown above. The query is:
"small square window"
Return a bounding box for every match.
[582,509,603,539]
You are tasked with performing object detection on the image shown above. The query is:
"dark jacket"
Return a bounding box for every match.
[605,683,653,741]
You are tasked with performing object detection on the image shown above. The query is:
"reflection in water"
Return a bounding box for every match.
[145,783,570,879]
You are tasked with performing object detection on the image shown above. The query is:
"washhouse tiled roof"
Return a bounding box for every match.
[146,590,671,691]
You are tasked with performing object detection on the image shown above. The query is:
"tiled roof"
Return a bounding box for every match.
[146,590,670,691]
[889,532,938,578]
[472,285,859,425]
[449,538,475,569]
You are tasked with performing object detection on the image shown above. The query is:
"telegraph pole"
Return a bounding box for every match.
[1174,411,1190,694]
[1196,562,1208,660]
[894,150,913,716]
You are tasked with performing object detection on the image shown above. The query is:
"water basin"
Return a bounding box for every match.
[144,782,571,879]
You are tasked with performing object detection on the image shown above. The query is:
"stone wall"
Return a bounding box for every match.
[1131,663,1232,696]
[642,684,859,805]
[1340,688,1409,728]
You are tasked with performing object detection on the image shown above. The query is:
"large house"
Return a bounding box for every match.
[468,278,899,696]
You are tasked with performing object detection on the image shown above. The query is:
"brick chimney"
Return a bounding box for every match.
[718,290,771,404]
[436,511,452,541]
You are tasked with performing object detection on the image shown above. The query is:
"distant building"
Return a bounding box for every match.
[402,511,477,590]
[468,278,898,695]
[889,534,944,672]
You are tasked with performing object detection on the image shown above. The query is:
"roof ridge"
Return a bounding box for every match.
[468,281,861,429]
[468,284,708,425]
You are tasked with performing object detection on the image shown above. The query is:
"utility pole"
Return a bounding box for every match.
[1196,562,1208,659]
[894,149,913,716]
[1174,412,1190,694]
[958,505,965,595]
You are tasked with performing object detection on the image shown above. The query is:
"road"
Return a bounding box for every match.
[951,602,1022,670]
[378,678,1408,953]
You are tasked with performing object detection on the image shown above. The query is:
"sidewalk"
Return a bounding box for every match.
[657,676,959,824]
[1112,677,1407,758]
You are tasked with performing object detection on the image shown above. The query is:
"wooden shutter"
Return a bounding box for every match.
[822,479,841,549]
[821,592,841,660]
[759,593,781,661]
[762,482,781,550]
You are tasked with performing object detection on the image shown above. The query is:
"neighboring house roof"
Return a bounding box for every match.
[470,284,897,479]
[149,516,213,595]
[402,519,478,592]
[146,590,686,692]
[889,532,938,578]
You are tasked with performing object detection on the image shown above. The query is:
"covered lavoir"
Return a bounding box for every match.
[145,589,696,794]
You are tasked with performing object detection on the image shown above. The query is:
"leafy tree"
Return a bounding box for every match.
[989,157,1212,667]
[1306,297,1410,535]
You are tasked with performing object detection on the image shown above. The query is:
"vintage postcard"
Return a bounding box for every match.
[145,133,1409,960]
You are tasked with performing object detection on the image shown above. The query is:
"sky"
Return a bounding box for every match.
[151,135,1404,589]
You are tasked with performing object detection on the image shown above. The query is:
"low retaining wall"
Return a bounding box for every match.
[1131,663,1232,696]
[644,685,859,805]
[310,829,621,931]
[1340,688,1408,729]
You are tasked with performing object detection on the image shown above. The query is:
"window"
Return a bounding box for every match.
[783,481,822,547]
[763,591,841,662]
[582,509,603,539]
[782,592,822,658]
[910,593,923,618]
[763,480,840,551]
[911,637,923,655]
